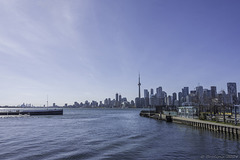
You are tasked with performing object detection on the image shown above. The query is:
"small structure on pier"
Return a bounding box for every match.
[178,106,198,119]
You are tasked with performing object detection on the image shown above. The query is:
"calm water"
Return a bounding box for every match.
[0,108,239,160]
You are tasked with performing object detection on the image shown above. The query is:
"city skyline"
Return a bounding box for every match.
[1,0,240,106]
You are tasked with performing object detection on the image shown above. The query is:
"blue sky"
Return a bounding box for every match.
[0,0,240,106]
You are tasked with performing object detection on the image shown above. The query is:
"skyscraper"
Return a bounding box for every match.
[116,93,119,102]
[227,82,237,104]
[156,87,162,98]
[227,82,237,97]
[182,87,189,98]
[144,89,149,98]
[172,92,177,102]
[211,86,217,98]
[150,88,154,95]
[144,89,150,107]
[196,86,204,103]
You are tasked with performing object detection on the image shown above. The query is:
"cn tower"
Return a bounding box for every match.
[138,74,141,99]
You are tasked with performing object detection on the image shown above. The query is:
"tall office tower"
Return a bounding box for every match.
[172,92,177,103]
[196,86,204,103]
[227,82,237,96]
[150,88,154,95]
[144,89,149,98]
[167,96,172,106]
[211,86,217,98]
[116,93,119,102]
[178,92,182,101]
[144,89,150,107]
[119,94,122,104]
[115,93,119,107]
[156,87,162,105]
[182,87,189,99]
[218,90,227,104]
[227,82,237,104]
[178,92,183,106]
[203,89,211,104]
[156,87,162,98]
[238,92,240,104]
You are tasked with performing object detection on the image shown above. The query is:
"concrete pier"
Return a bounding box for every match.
[0,108,63,116]
[140,110,240,137]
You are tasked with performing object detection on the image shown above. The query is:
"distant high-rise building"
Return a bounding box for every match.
[227,82,237,96]
[150,88,154,95]
[238,92,240,104]
[144,89,149,98]
[211,86,217,98]
[143,89,149,106]
[218,90,227,104]
[119,94,122,102]
[203,89,211,104]
[178,92,183,106]
[196,86,204,104]
[227,82,237,104]
[182,87,189,100]
[156,87,162,98]
[116,93,119,102]
[167,96,172,106]
[172,92,177,104]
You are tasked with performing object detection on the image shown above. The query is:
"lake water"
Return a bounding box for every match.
[0,108,239,160]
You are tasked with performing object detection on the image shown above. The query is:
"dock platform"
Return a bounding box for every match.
[0,108,63,116]
[140,110,240,137]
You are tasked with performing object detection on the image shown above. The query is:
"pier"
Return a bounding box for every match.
[0,108,63,116]
[140,110,240,137]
